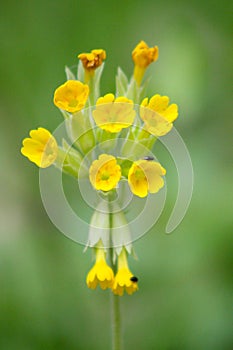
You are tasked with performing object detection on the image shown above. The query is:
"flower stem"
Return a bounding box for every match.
[110,292,122,350]
[87,74,95,107]
[109,206,122,350]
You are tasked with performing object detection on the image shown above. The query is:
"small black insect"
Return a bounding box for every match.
[130,276,138,283]
[143,156,154,161]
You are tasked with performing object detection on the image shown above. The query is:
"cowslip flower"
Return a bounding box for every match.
[140,94,178,136]
[92,93,135,133]
[86,245,114,290]
[78,49,106,72]
[128,159,166,198]
[53,80,89,113]
[21,127,58,168]
[132,40,159,85]
[89,154,121,191]
[20,39,186,350]
[112,248,138,296]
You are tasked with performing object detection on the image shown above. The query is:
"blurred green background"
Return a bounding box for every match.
[0,0,232,349]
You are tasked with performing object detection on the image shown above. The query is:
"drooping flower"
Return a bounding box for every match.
[86,245,114,290]
[21,127,58,168]
[140,94,178,136]
[112,248,138,296]
[53,80,89,113]
[93,93,135,133]
[89,154,121,191]
[78,49,106,72]
[128,159,166,198]
[132,40,159,85]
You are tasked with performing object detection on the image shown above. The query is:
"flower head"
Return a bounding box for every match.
[89,154,121,191]
[78,49,106,71]
[86,247,114,290]
[93,93,135,133]
[21,127,58,168]
[112,249,138,296]
[132,40,159,85]
[132,40,159,68]
[53,80,89,113]
[128,159,166,198]
[140,94,178,136]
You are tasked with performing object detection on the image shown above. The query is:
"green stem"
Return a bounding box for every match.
[109,203,122,350]
[87,74,95,107]
[137,127,150,140]
[111,292,122,350]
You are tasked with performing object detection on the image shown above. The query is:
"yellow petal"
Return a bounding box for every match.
[140,94,178,136]
[89,154,121,192]
[21,128,58,168]
[53,80,89,113]
[128,160,166,197]
[93,94,135,133]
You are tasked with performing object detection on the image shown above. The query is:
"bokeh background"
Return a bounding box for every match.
[0,0,232,349]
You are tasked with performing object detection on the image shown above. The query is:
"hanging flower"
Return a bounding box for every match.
[132,40,159,85]
[128,159,166,198]
[21,127,58,168]
[93,93,135,133]
[53,80,89,113]
[78,49,106,72]
[89,154,121,191]
[140,94,178,136]
[112,249,138,296]
[86,245,114,290]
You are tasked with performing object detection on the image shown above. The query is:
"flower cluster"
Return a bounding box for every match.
[21,40,179,296]
[89,154,165,198]
[86,245,138,296]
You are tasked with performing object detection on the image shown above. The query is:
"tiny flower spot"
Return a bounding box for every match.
[130,276,138,283]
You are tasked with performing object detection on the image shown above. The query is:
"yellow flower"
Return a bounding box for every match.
[132,40,159,68]
[112,249,138,296]
[86,247,114,290]
[132,40,159,85]
[89,154,121,191]
[53,80,89,113]
[93,93,135,133]
[21,127,58,168]
[140,94,178,136]
[78,49,106,72]
[128,159,166,198]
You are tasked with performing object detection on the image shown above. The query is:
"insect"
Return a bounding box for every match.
[130,276,138,283]
[143,156,154,161]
